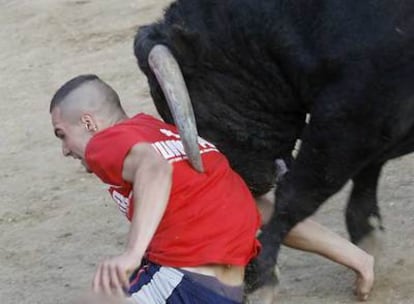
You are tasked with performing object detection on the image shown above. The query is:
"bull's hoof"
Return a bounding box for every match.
[347,210,384,244]
[349,213,384,244]
[244,259,280,294]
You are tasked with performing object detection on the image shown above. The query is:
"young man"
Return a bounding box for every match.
[50,75,374,303]
[51,74,260,304]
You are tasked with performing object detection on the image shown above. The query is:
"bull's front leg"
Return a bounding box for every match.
[245,158,291,289]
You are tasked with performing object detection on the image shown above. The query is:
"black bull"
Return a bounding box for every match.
[134,0,414,290]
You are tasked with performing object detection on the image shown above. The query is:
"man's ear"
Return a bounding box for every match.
[80,114,98,132]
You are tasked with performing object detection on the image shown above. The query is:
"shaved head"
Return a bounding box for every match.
[50,74,128,167]
[50,74,126,123]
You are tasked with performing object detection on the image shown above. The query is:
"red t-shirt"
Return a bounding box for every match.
[85,113,261,267]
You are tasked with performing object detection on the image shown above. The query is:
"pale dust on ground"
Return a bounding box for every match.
[0,1,413,304]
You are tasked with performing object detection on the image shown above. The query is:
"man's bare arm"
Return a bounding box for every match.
[122,142,173,259]
[92,143,172,294]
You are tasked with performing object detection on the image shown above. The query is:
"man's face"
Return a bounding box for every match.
[51,107,92,170]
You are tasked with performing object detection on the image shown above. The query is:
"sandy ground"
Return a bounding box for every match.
[0,1,413,303]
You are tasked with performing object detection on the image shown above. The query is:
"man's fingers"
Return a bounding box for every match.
[109,265,121,288]
[109,266,126,296]
[101,262,112,295]
[117,266,130,291]
[92,263,103,293]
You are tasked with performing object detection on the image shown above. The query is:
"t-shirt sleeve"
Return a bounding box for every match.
[85,126,144,185]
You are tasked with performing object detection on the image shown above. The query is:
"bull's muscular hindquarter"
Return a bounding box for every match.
[135,0,414,291]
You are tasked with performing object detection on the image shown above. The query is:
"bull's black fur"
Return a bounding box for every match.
[135,0,414,290]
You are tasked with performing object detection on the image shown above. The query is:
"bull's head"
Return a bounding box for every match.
[148,45,204,172]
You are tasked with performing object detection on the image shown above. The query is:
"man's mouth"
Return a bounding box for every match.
[72,154,81,160]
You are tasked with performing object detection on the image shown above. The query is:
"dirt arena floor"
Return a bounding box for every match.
[0,1,413,303]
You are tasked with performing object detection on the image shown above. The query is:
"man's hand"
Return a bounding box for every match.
[92,251,141,296]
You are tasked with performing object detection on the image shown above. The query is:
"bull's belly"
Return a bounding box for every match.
[381,128,414,161]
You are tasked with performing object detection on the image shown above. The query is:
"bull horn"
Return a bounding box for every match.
[148,44,204,172]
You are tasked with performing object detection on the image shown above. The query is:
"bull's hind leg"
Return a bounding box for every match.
[346,162,385,244]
